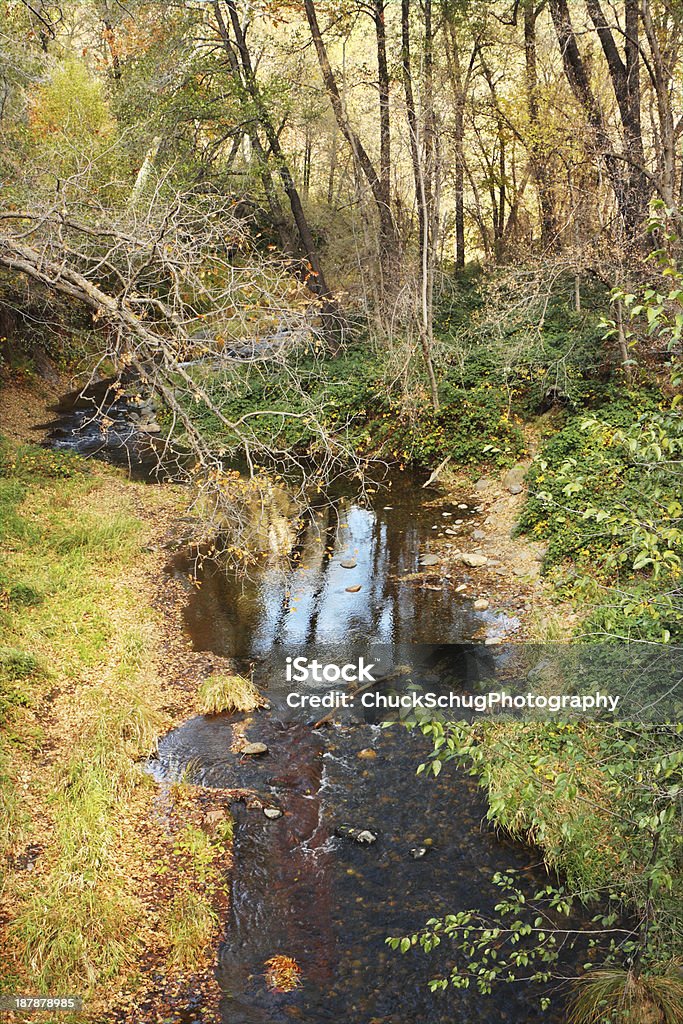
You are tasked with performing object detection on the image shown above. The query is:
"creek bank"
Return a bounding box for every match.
[420,459,576,641]
[0,376,240,1024]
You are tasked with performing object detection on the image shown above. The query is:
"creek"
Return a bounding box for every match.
[49,381,577,1024]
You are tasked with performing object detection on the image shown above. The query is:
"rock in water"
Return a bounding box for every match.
[264,807,283,819]
[346,584,362,593]
[241,742,268,756]
[357,748,377,760]
[335,825,378,845]
[419,553,440,566]
[340,558,357,569]
[473,598,490,611]
[458,553,488,568]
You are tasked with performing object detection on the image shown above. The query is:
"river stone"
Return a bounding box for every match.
[241,742,268,756]
[263,807,283,819]
[458,553,488,568]
[472,529,486,541]
[444,528,458,536]
[357,748,377,760]
[457,503,468,510]
[346,584,362,593]
[473,598,490,611]
[474,477,495,492]
[441,511,452,517]
[455,583,468,593]
[335,825,378,844]
[340,558,357,569]
[419,553,440,566]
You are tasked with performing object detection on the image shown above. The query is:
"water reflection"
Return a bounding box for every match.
[176,479,479,657]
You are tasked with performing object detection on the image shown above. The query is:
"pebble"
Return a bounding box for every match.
[357,748,377,760]
[410,846,429,859]
[473,598,490,611]
[241,742,268,756]
[455,584,468,593]
[346,585,362,593]
[264,807,283,819]
[472,529,486,541]
[419,553,440,566]
[458,503,468,510]
[340,558,357,569]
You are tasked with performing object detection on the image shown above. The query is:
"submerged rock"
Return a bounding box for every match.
[340,558,357,569]
[335,825,378,845]
[357,748,377,760]
[241,742,268,756]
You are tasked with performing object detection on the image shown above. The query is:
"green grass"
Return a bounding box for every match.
[0,434,232,1007]
[0,438,166,993]
[165,890,218,970]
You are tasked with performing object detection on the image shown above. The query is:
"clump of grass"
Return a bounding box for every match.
[0,647,38,681]
[17,881,136,989]
[99,684,169,758]
[6,582,43,607]
[568,967,683,1024]
[197,672,264,714]
[165,890,218,969]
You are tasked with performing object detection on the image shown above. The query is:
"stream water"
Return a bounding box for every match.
[48,385,577,1024]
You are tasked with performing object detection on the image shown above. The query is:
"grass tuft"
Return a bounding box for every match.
[165,890,218,969]
[197,672,264,715]
[568,967,683,1024]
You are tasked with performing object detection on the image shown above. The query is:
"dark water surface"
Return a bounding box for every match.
[155,487,570,1024]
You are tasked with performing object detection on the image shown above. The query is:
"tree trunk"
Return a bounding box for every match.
[303,0,398,302]
[401,0,439,412]
[524,0,556,246]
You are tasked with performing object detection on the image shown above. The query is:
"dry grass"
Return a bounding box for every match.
[197,672,265,714]
[568,967,683,1024]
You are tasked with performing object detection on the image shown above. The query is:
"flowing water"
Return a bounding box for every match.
[49,384,577,1024]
